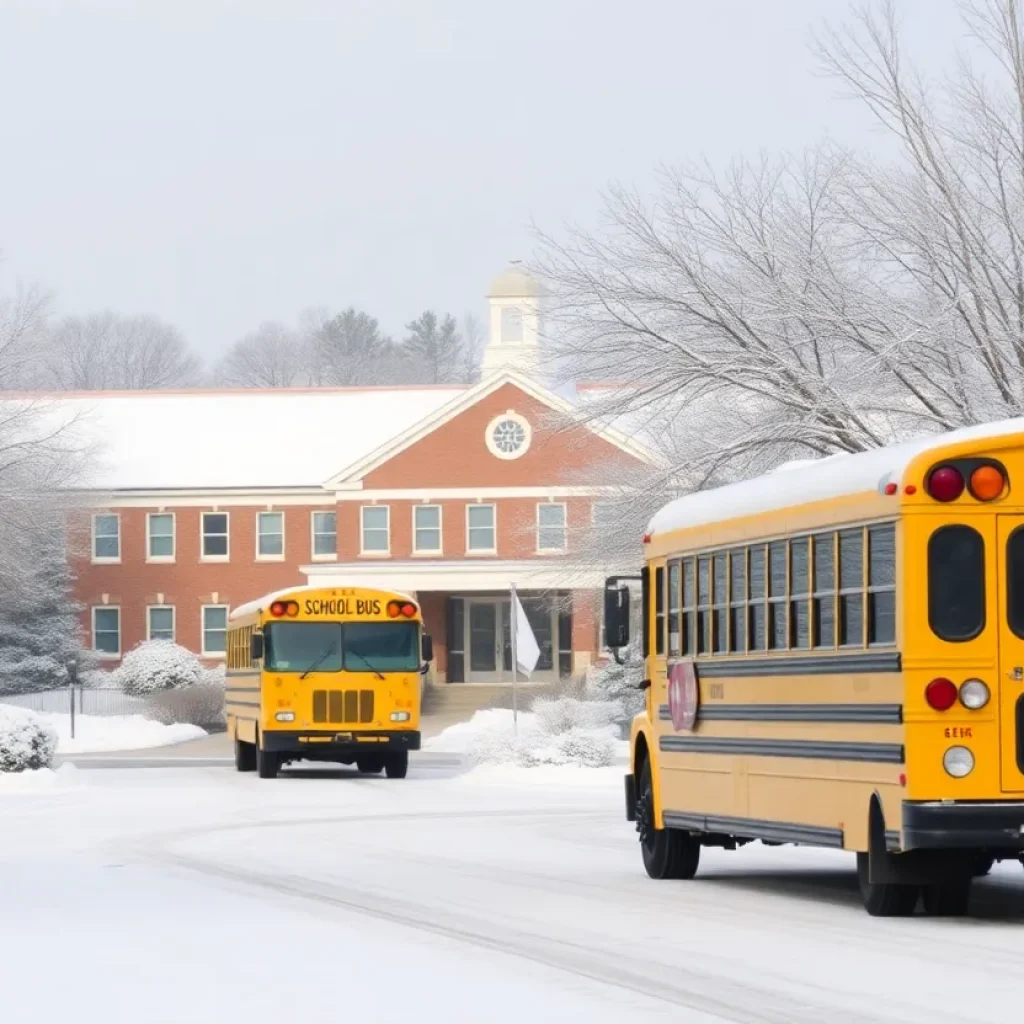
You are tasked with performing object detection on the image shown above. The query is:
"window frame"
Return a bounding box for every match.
[536,502,567,553]
[310,510,338,561]
[91,513,121,564]
[146,512,176,563]
[359,505,390,556]
[255,510,286,562]
[92,605,121,659]
[201,604,230,658]
[727,547,748,654]
[200,511,230,563]
[466,503,497,554]
[654,565,666,656]
[146,605,176,642]
[667,559,682,656]
[838,527,867,648]
[412,504,443,555]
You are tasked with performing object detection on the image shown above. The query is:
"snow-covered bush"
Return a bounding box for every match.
[585,640,646,726]
[0,705,58,772]
[531,695,621,734]
[147,683,226,731]
[517,726,617,768]
[113,640,203,697]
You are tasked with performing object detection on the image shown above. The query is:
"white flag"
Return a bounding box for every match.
[512,589,540,677]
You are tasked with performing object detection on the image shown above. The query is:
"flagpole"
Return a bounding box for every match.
[510,582,519,736]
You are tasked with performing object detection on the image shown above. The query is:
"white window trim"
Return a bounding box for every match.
[360,504,390,557]
[536,501,568,554]
[146,605,176,642]
[146,512,176,563]
[412,504,443,555]
[91,513,121,564]
[484,411,532,460]
[201,604,230,658]
[255,510,286,562]
[91,605,121,659]
[200,511,230,563]
[465,503,497,555]
[310,510,338,562]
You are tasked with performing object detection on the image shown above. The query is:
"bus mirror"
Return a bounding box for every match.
[250,633,264,661]
[604,583,630,650]
[421,633,434,663]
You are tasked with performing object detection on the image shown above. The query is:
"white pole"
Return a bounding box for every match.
[510,582,519,736]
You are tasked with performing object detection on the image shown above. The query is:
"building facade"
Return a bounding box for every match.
[68,268,651,683]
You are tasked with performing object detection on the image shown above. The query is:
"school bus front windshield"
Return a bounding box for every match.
[263,620,420,675]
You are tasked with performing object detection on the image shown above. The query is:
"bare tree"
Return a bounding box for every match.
[38,312,202,390]
[213,321,308,387]
[0,258,50,388]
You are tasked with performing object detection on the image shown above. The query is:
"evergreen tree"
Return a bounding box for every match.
[0,523,84,696]
[403,310,462,384]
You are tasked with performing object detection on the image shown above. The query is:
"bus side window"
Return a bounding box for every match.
[641,566,651,659]
[667,561,681,655]
[655,566,666,656]
[928,525,985,641]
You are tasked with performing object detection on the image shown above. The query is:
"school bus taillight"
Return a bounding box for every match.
[386,600,417,618]
[270,600,299,617]
[959,679,990,709]
[925,677,958,711]
[926,460,1007,502]
[969,464,1005,501]
[926,466,965,502]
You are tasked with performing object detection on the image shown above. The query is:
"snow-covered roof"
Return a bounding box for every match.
[230,584,416,621]
[22,387,466,490]
[647,416,1024,536]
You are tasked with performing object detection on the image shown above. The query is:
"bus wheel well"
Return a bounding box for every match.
[633,732,650,778]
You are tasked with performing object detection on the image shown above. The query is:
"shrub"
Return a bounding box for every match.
[0,705,58,772]
[147,683,226,732]
[113,640,204,697]
[517,726,617,768]
[585,644,646,725]
[530,695,621,734]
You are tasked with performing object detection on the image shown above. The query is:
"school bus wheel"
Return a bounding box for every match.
[256,732,280,780]
[356,756,383,775]
[234,735,256,773]
[637,758,700,880]
[384,751,409,779]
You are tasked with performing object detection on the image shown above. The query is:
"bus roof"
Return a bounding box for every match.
[647,416,1024,538]
[229,584,416,622]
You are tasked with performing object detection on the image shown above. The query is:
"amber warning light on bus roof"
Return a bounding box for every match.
[269,600,300,617]
[925,459,1008,503]
[386,601,417,619]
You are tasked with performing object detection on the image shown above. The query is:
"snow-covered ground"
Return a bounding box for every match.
[2,757,1023,1024]
[41,712,205,753]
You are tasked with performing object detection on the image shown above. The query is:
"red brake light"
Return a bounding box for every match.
[925,677,958,711]
[401,602,416,618]
[270,601,286,617]
[926,466,964,502]
[969,464,1005,501]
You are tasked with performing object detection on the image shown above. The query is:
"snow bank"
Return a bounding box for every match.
[425,706,627,768]
[0,763,82,792]
[41,713,206,754]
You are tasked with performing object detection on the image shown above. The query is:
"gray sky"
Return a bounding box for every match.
[0,0,965,357]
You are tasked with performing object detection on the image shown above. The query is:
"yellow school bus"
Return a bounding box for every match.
[604,420,1024,916]
[226,584,433,780]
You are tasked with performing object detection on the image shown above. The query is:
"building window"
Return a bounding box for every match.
[361,506,389,554]
[92,514,120,561]
[467,504,496,552]
[413,505,442,553]
[592,502,616,529]
[537,503,567,552]
[311,511,337,559]
[147,513,175,561]
[202,605,228,655]
[201,512,229,560]
[485,412,531,460]
[501,306,523,343]
[147,606,175,642]
[256,511,284,559]
[92,607,120,657]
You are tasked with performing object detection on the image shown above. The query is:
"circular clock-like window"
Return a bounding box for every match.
[486,412,531,460]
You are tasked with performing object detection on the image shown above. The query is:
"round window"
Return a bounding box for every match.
[485,412,531,460]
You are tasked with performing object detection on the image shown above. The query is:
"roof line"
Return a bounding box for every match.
[0,384,470,399]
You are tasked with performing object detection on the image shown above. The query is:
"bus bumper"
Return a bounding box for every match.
[624,773,636,821]
[902,800,1024,851]
[262,730,421,756]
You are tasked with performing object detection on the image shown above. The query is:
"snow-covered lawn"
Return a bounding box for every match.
[43,712,205,753]
[0,763,82,792]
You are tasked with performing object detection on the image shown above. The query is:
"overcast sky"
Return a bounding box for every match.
[0,0,966,356]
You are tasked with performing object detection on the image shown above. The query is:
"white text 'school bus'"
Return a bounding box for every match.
[226,585,433,779]
[605,420,1024,916]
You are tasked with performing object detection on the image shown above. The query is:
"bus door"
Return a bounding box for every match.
[996,516,1024,793]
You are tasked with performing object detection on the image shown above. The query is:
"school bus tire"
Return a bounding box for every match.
[234,735,256,773]
[356,757,384,775]
[384,751,409,779]
[921,879,972,917]
[256,733,280,779]
[856,852,918,917]
[636,757,700,880]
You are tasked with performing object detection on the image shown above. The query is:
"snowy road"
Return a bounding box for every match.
[3,761,1024,1024]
